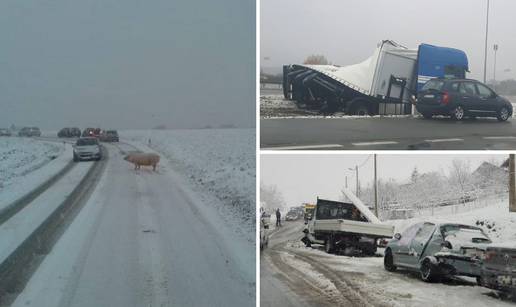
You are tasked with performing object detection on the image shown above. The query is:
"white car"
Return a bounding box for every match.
[73,137,102,162]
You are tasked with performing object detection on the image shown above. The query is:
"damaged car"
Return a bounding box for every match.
[384,222,491,283]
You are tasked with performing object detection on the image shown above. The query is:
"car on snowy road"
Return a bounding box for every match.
[384,222,492,282]
[73,137,102,162]
[18,127,41,137]
[0,128,11,136]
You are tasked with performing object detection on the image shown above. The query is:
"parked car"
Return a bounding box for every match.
[384,222,492,282]
[70,127,81,137]
[416,78,513,121]
[59,127,82,138]
[99,130,119,142]
[260,213,271,251]
[82,127,102,137]
[285,209,301,221]
[18,127,41,137]
[479,244,516,294]
[0,128,11,136]
[30,127,41,137]
[73,137,102,161]
[58,128,71,138]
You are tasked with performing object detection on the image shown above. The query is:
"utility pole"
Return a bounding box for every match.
[493,44,498,90]
[355,165,359,197]
[510,154,515,212]
[483,0,490,83]
[374,154,378,217]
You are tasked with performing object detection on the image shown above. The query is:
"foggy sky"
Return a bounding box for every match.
[0,0,255,130]
[261,154,507,206]
[261,0,516,81]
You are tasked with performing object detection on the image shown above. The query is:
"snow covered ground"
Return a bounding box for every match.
[0,137,70,211]
[122,128,255,242]
[263,197,516,307]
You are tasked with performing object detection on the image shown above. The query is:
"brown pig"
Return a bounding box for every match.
[123,153,160,171]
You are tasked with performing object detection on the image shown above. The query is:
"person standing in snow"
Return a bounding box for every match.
[276,208,281,227]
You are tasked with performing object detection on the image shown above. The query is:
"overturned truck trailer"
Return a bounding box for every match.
[283,40,468,115]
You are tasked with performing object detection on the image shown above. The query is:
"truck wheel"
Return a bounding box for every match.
[324,237,335,254]
[420,258,439,282]
[497,106,510,121]
[353,104,369,116]
[384,248,397,272]
[363,244,377,256]
[451,106,465,121]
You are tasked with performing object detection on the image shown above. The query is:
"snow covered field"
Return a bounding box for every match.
[0,138,70,211]
[122,128,255,241]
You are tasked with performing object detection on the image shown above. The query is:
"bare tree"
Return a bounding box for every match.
[303,54,330,65]
[260,182,286,212]
[449,159,471,194]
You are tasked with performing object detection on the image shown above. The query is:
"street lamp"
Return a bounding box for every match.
[483,0,490,83]
[493,44,498,90]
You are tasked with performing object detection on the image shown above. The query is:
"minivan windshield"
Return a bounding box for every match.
[421,80,444,91]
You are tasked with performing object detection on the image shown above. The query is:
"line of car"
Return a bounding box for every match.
[68,128,120,162]
[0,127,42,137]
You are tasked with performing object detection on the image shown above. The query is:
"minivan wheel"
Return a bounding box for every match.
[353,104,369,116]
[384,249,397,272]
[497,107,510,121]
[421,112,433,119]
[420,258,439,282]
[451,106,465,121]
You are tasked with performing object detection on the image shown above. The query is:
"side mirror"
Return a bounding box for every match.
[394,233,402,240]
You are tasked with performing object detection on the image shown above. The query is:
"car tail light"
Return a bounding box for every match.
[441,92,450,105]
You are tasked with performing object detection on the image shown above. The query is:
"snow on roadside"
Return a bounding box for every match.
[122,129,255,240]
[0,138,71,211]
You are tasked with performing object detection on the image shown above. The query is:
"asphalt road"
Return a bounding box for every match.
[261,117,516,150]
[12,142,254,307]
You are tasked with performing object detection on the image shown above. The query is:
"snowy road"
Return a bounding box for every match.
[261,220,516,307]
[10,142,254,307]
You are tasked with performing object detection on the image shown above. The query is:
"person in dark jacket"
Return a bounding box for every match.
[275,208,281,227]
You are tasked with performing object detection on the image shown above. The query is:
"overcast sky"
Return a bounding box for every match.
[261,0,516,80]
[0,0,255,130]
[261,154,507,206]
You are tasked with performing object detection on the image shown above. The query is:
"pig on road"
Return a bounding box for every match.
[124,153,160,171]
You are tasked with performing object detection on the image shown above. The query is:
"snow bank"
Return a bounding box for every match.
[0,138,70,211]
[122,129,255,235]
